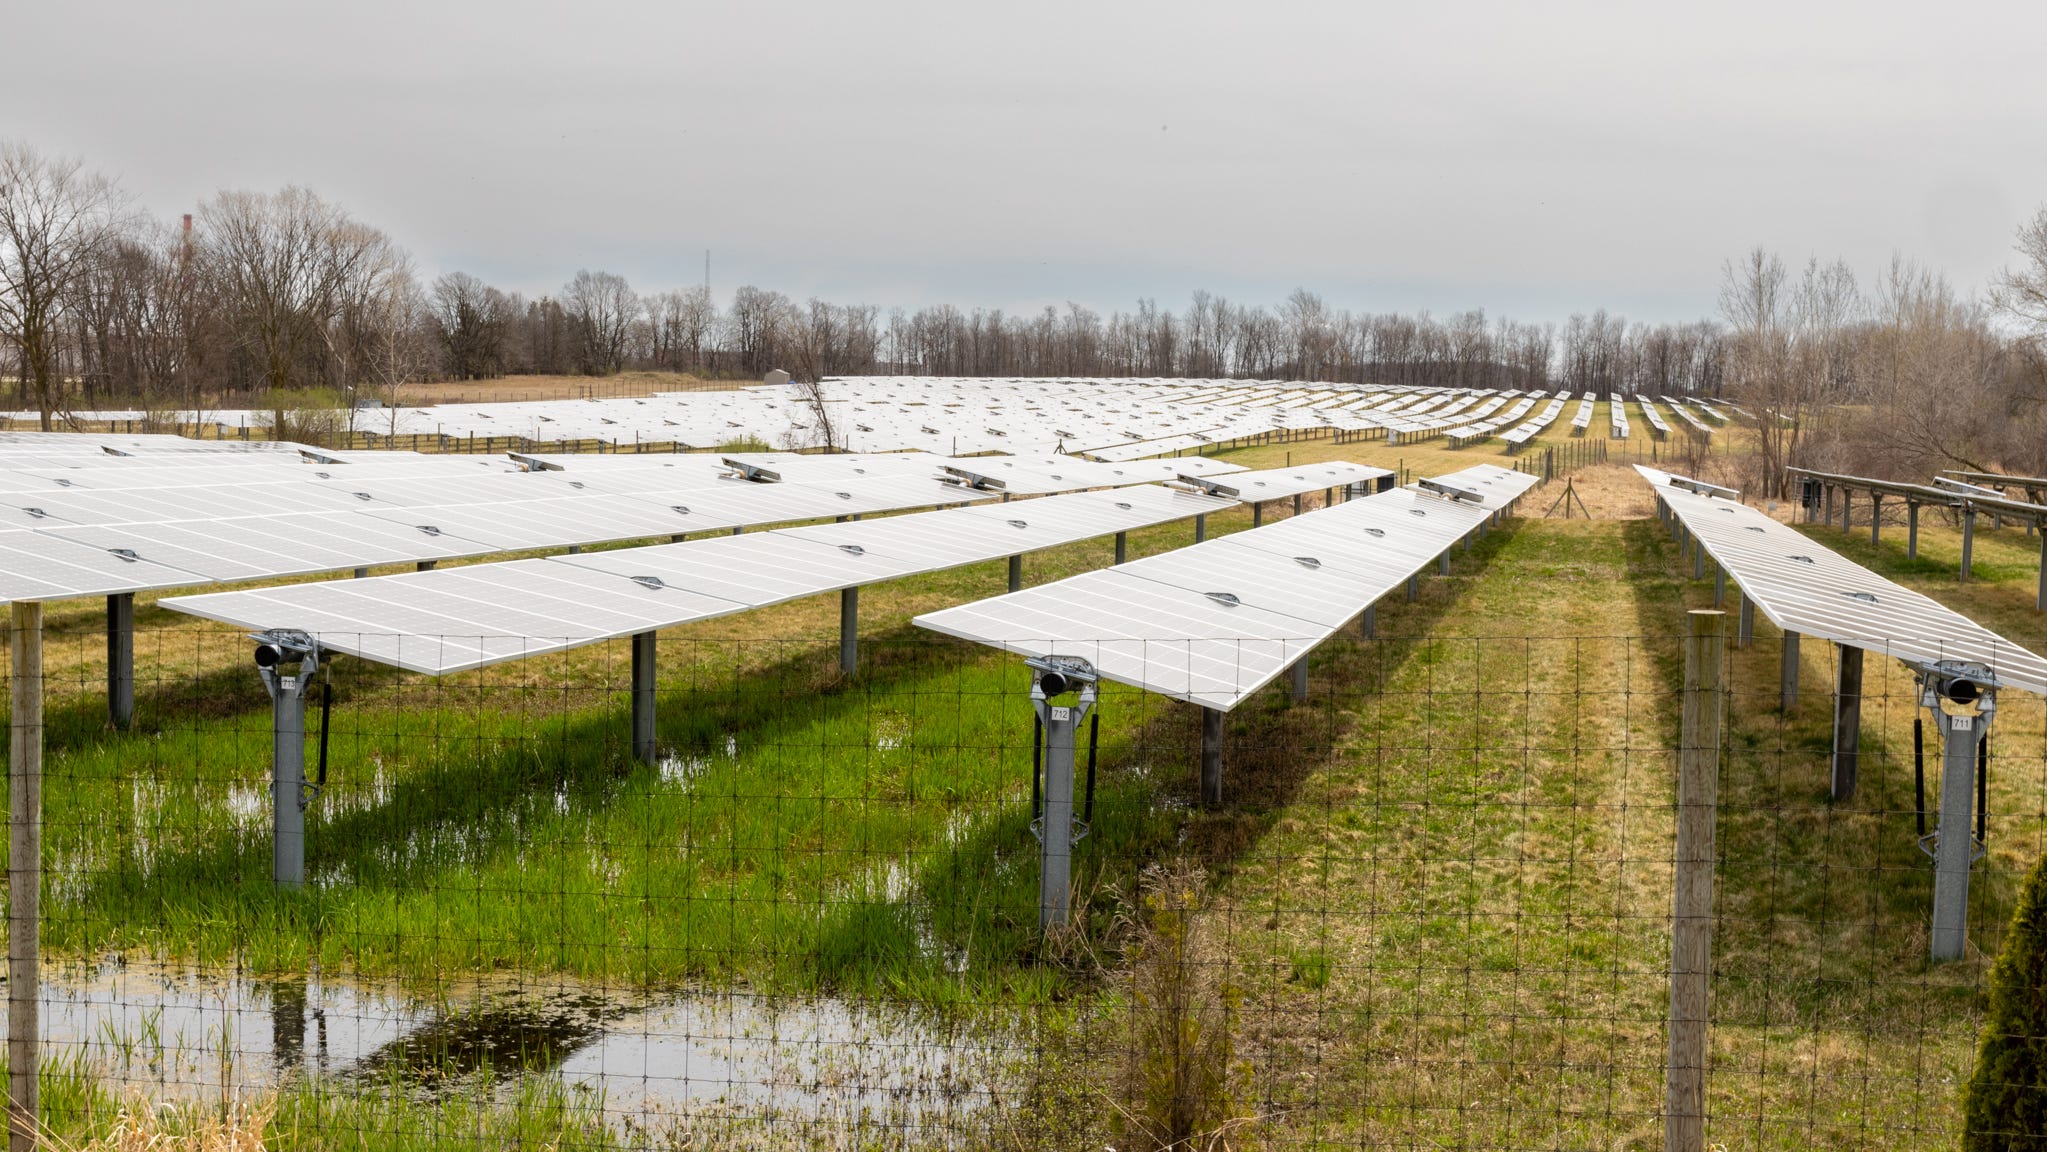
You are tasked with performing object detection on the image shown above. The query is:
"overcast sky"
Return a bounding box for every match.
[8,0,2044,325]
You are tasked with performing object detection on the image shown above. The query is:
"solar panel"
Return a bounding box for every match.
[1639,465,2047,695]
[1178,462,1392,501]
[777,509,1073,568]
[160,481,1234,675]
[912,568,1317,709]
[914,464,1540,709]
[558,531,925,605]
[0,532,212,601]
[357,497,701,552]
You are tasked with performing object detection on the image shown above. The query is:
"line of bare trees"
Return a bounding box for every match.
[1,141,1735,428]
[1718,229,2047,497]
[5,139,2046,477]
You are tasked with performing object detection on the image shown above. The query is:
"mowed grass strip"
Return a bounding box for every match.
[1213,517,1683,1149]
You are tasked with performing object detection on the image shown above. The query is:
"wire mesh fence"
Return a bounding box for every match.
[2,615,2042,1150]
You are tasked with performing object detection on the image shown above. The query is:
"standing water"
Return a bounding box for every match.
[10,958,1022,1138]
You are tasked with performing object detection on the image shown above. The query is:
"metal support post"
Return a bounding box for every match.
[1692,542,1705,580]
[1361,604,1376,638]
[1960,509,1975,583]
[839,588,858,675]
[1738,595,1753,647]
[1907,502,1920,559]
[1781,631,1800,710]
[1200,706,1224,805]
[1841,488,1852,533]
[1665,610,1724,1152]
[631,630,656,764]
[1870,493,1882,546]
[1290,659,1308,703]
[255,635,322,889]
[10,602,43,1152]
[1029,657,1096,931]
[1924,662,1995,962]
[1713,569,1725,608]
[1114,531,1126,565]
[1252,502,1262,527]
[354,567,369,579]
[1831,643,1863,800]
[1438,550,1450,576]
[1195,514,1206,543]
[416,560,437,572]
[107,592,134,730]
[2038,532,2046,612]
[1008,554,1023,593]
[1293,493,1302,516]
[1406,575,1419,602]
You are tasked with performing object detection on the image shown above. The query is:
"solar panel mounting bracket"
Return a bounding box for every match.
[1666,475,1741,501]
[1416,478,1483,503]
[721,459,783,483]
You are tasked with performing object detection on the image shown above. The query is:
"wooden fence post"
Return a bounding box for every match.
[9,601,43,1152]
[1666,609,1725,1152]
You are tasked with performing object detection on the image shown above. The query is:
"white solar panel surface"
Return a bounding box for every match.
[160,483,1239,675]
[0,444,994,604]
[915,464,1541,709]
[1638,465,2047,696]
[1180,462,1392,502]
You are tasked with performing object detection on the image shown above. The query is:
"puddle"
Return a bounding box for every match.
[12,959,1019,1135]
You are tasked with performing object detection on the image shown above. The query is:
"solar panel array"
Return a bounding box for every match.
[18,374,1666,459]
[1570,392,1595,432]
[161,483,1240,675]
[1634,396,1671,437]
[0,444,999,604]
[914,464,1542,710]
[1638,465,2047,695]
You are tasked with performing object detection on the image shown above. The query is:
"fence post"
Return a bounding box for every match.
[9,601,43,1152]
[1665,608,1725,1152]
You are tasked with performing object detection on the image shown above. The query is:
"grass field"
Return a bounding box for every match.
[4,406,2045,1148]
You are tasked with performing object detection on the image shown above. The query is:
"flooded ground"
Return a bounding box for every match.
[10,958,1020,1135]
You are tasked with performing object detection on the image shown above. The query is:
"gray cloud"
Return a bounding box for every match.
[9,0,2043,323]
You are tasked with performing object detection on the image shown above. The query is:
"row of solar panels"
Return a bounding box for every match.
[917,464,1542,710]
[21,376,1669,460]
[1637,465,2047,695]
[162,482,1256,674]
[0,440,1277,605]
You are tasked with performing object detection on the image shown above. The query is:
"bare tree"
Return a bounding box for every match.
[430,271,514,379]
[200,186,403,414]
[0,141,129,428]
[1720,248,1796,496]
[361,271,433,435]
[1996,205,2047,352]
[561,269,636,375]
[789,374,839,451]
[724,285,793,376]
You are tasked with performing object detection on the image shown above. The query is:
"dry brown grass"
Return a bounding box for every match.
[1547,463,1659,519]
[49,1094,273,1152]
[395,371,744,406]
